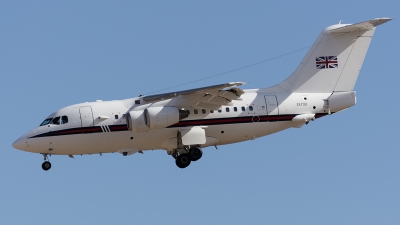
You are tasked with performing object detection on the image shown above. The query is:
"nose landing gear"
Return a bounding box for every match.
[42,161,51,171]
[41,153,51,171]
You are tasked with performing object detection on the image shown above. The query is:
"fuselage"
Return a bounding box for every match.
[11,18,391,171]
[13,90,334,156]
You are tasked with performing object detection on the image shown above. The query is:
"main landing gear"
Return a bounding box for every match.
[41,153,51,171]
[175,146,203,169]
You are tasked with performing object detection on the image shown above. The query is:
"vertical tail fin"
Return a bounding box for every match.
[269,18,391,93]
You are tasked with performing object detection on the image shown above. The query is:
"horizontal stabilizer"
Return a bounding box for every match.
[328,18,392,33]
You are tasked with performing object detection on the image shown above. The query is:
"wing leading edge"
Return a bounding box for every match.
[141,82,246,110]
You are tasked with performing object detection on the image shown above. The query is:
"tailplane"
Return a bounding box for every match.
[267,18,391,93]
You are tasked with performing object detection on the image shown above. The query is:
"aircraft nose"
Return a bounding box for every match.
[12,135,28,151]
[13,137,25,150]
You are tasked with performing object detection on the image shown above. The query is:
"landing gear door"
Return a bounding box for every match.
[264,95,279,115]
[79,107,94,127]
[179,127,207,145]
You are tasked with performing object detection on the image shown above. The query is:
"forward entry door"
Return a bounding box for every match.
[264,96,279,115]
[79,107,94,127]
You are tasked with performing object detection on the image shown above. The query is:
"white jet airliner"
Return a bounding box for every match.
[13,18,391,170]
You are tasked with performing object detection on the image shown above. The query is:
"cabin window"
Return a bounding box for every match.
[226,107,230,112]
[210,110,214,113]
[50,117,60,125]
[194,109,198,114]
[202,109,206,114]
[234,107,237,112]
[241,106,245,111]
[61,116,68,124]
[249,106,254,111]
[40,118,53,126]
[115,115,119,119]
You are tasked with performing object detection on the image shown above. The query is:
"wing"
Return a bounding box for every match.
[141,82,246,110]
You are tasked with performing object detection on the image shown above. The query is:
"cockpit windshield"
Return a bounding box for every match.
[39,116,69,126]
[40,118,52,126]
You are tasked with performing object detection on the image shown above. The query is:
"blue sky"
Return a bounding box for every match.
[1,1,399,224]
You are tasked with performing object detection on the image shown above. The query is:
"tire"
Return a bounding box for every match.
[176,154,191,168]
[42,161,51,171]
[189,146,203,161]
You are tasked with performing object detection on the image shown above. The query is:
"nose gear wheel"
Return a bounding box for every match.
[42,161,51,171]
[41,153,52,171]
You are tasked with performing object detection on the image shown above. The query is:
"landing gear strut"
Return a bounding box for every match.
[41,153,51,171]
[173,131,203,169]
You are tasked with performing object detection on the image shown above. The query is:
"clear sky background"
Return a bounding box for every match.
[1,1,399,225]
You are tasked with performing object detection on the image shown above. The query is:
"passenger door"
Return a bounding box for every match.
[264,95,279,115]
[79,107,94,127]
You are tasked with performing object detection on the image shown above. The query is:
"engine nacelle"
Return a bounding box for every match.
[126,107,189,132]
[145,107,182,129]
[126,110,150,132]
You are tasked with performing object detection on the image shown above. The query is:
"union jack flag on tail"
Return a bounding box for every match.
[316,56,338,69]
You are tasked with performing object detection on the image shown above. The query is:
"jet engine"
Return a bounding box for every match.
[126,107,190,132]
[126,110,149,132]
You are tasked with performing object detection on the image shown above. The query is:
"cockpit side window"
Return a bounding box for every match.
[40,118,53,126]
[61,116,68,124]
[39,115,68,126]
[51,117,61,125]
